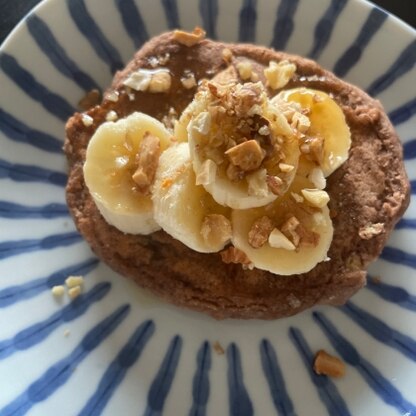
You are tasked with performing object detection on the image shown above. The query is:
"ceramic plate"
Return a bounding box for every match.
[0,0,415,415]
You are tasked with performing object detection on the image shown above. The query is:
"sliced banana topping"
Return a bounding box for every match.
[83,112,173,234]
[176,81,300,209]
[272,88,351,177]
[152,143,231,253]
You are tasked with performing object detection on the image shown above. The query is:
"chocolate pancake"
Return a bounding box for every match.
[64,31,410,319]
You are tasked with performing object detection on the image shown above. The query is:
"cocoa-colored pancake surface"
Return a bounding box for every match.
[64,32,410,319]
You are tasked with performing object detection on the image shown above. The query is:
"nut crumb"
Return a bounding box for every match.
[279,163,294,173]
[148,71,172,93]
[281,216,301,247]
[236,61,253,81]
[68,286,82,300]
[105,91,119,102]
[220,246,251,265]
[51,285,65,297]
[181,72,197,89]
[264,60,296,90]
[301,189,330,208]
[359,223,385,240]
[248,216,274,248]
[173,27,206,46]
[196,159,217,186]
[266,175,284,195]
[225,140,265,171]
[314,350,346,378]
[78,89,101,110]
[81,114,94,127]
[268,228,296,250]
[213,341,225,355]
[63,329,70,337]
[201,214,232,247]
[65,275,84,288]
[105,110,118,122]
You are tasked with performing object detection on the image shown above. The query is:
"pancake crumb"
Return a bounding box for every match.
[314,350,346,378]
[213,341,225,355]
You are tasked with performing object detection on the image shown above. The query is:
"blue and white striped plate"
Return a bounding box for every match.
[0,0,415,414]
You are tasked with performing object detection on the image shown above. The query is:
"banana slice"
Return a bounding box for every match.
[176,82,300,210]
[83,112,173,234]
[231,176,333,275]
[153,142,232,252]
[272,88,351,177]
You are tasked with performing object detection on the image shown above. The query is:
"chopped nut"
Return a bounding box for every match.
[220,246,251,265]
[264,60,296,90]
[132,132,161,194]
[65,275,84,288]
[192,111,211,135]
[248,216,274,248]
[63,329,70,337]
[78,89,101,110]
[105,110,118,122]
[266,175,284,195]
[51,285,65,297]
[314,350,346,378]
[148,71,171,93]
[247,169,269,197]
[181,72,197,89]
[68,286,82,300]
[279,163,294,173]
[173,27,206,46]
[81,114,94,127]
[291,192,304,203]
[308,168,326,190]
[213,341,225,355]
[258,125,270,136]
[222,48,233,63]
[297,223,320,247]
[123,69,152,91]
[292,111,311,133]
[105,90,119,102]
[200,214,232,246]
[236,61,253,81]
[301,189,330,208]
[302,136,324,163]
[225,140,265,171]
[158,53,170,65]
[268,228,296,250]
[281,216,301,246]
[358,223,385,240]
[226,163,245,182]
[196,159,217,185]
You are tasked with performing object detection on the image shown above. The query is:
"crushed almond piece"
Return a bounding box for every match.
[359,223,385,240]
[51,285,65,297]
[123,69,152,91]
[192,111,211,135]
[266,175,284,195]
[105,90,119,102]
[225,140,265,171]
[158,53,170,65]
[302,136,324,163]
[148,71,171,93]
[68,286,82,300]
[279,163,294,173]
[106,110,118,122]
[181,72,197,89]
[200,214,232,246]
[222,48,233,63]
[196,159,217,185]
[291,192,304,203]
[78,89,101,110]
[248,216,274,248]
[292,111,311,133]
[81,114,94,127]
[308,168,326,190]
[297,223,320,247]
[213,341,225,355]
[220,246,251,265]
[264,60,296,90]
[268,228,296,250]
[65,275,84,288]
[314,350,346,378]
[173,27,206,47]
[236,61,253,81]
[247,169,268,197]
[281,216,301,247]
[301,189,330,208]
[258,125,270,136]
[132,132,161,194]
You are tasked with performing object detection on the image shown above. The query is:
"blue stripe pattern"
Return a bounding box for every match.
[239,0,257,43]
[26,15,99,92]
[0,305,130,416]
[189,341,211,416]
[0,53,75,121]
[367,277,416,312]
[67,0,123,73]
[412,180,416,194]
[313,312,416,414]
[260,339,296,416]
[160,0,180,30]
[0,232,82,260]
[367,40,416,97]
[0,109,62,153]
[79,320,155,416]
[333,7,388,77]
[389,97,416,125]
[226,343,253,416]
[199,0,218,39]
[270,0,299,51]
[289,327,351,416]
[403,138,416,160]
[144,335,183,416]
[396,218,416,229]
[341,302,416,361]
[115,0,149,49]
[308,0,348,59]
[0,258,99,308]
[380,246,416,269]
[0,201,68,219]
[0,159,66,186]
[0,283,110,360]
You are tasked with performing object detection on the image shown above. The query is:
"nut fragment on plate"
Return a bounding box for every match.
[313,350,346,378]
[213,341,225,355]
[51,285,65,297]
[173,27,206,46]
